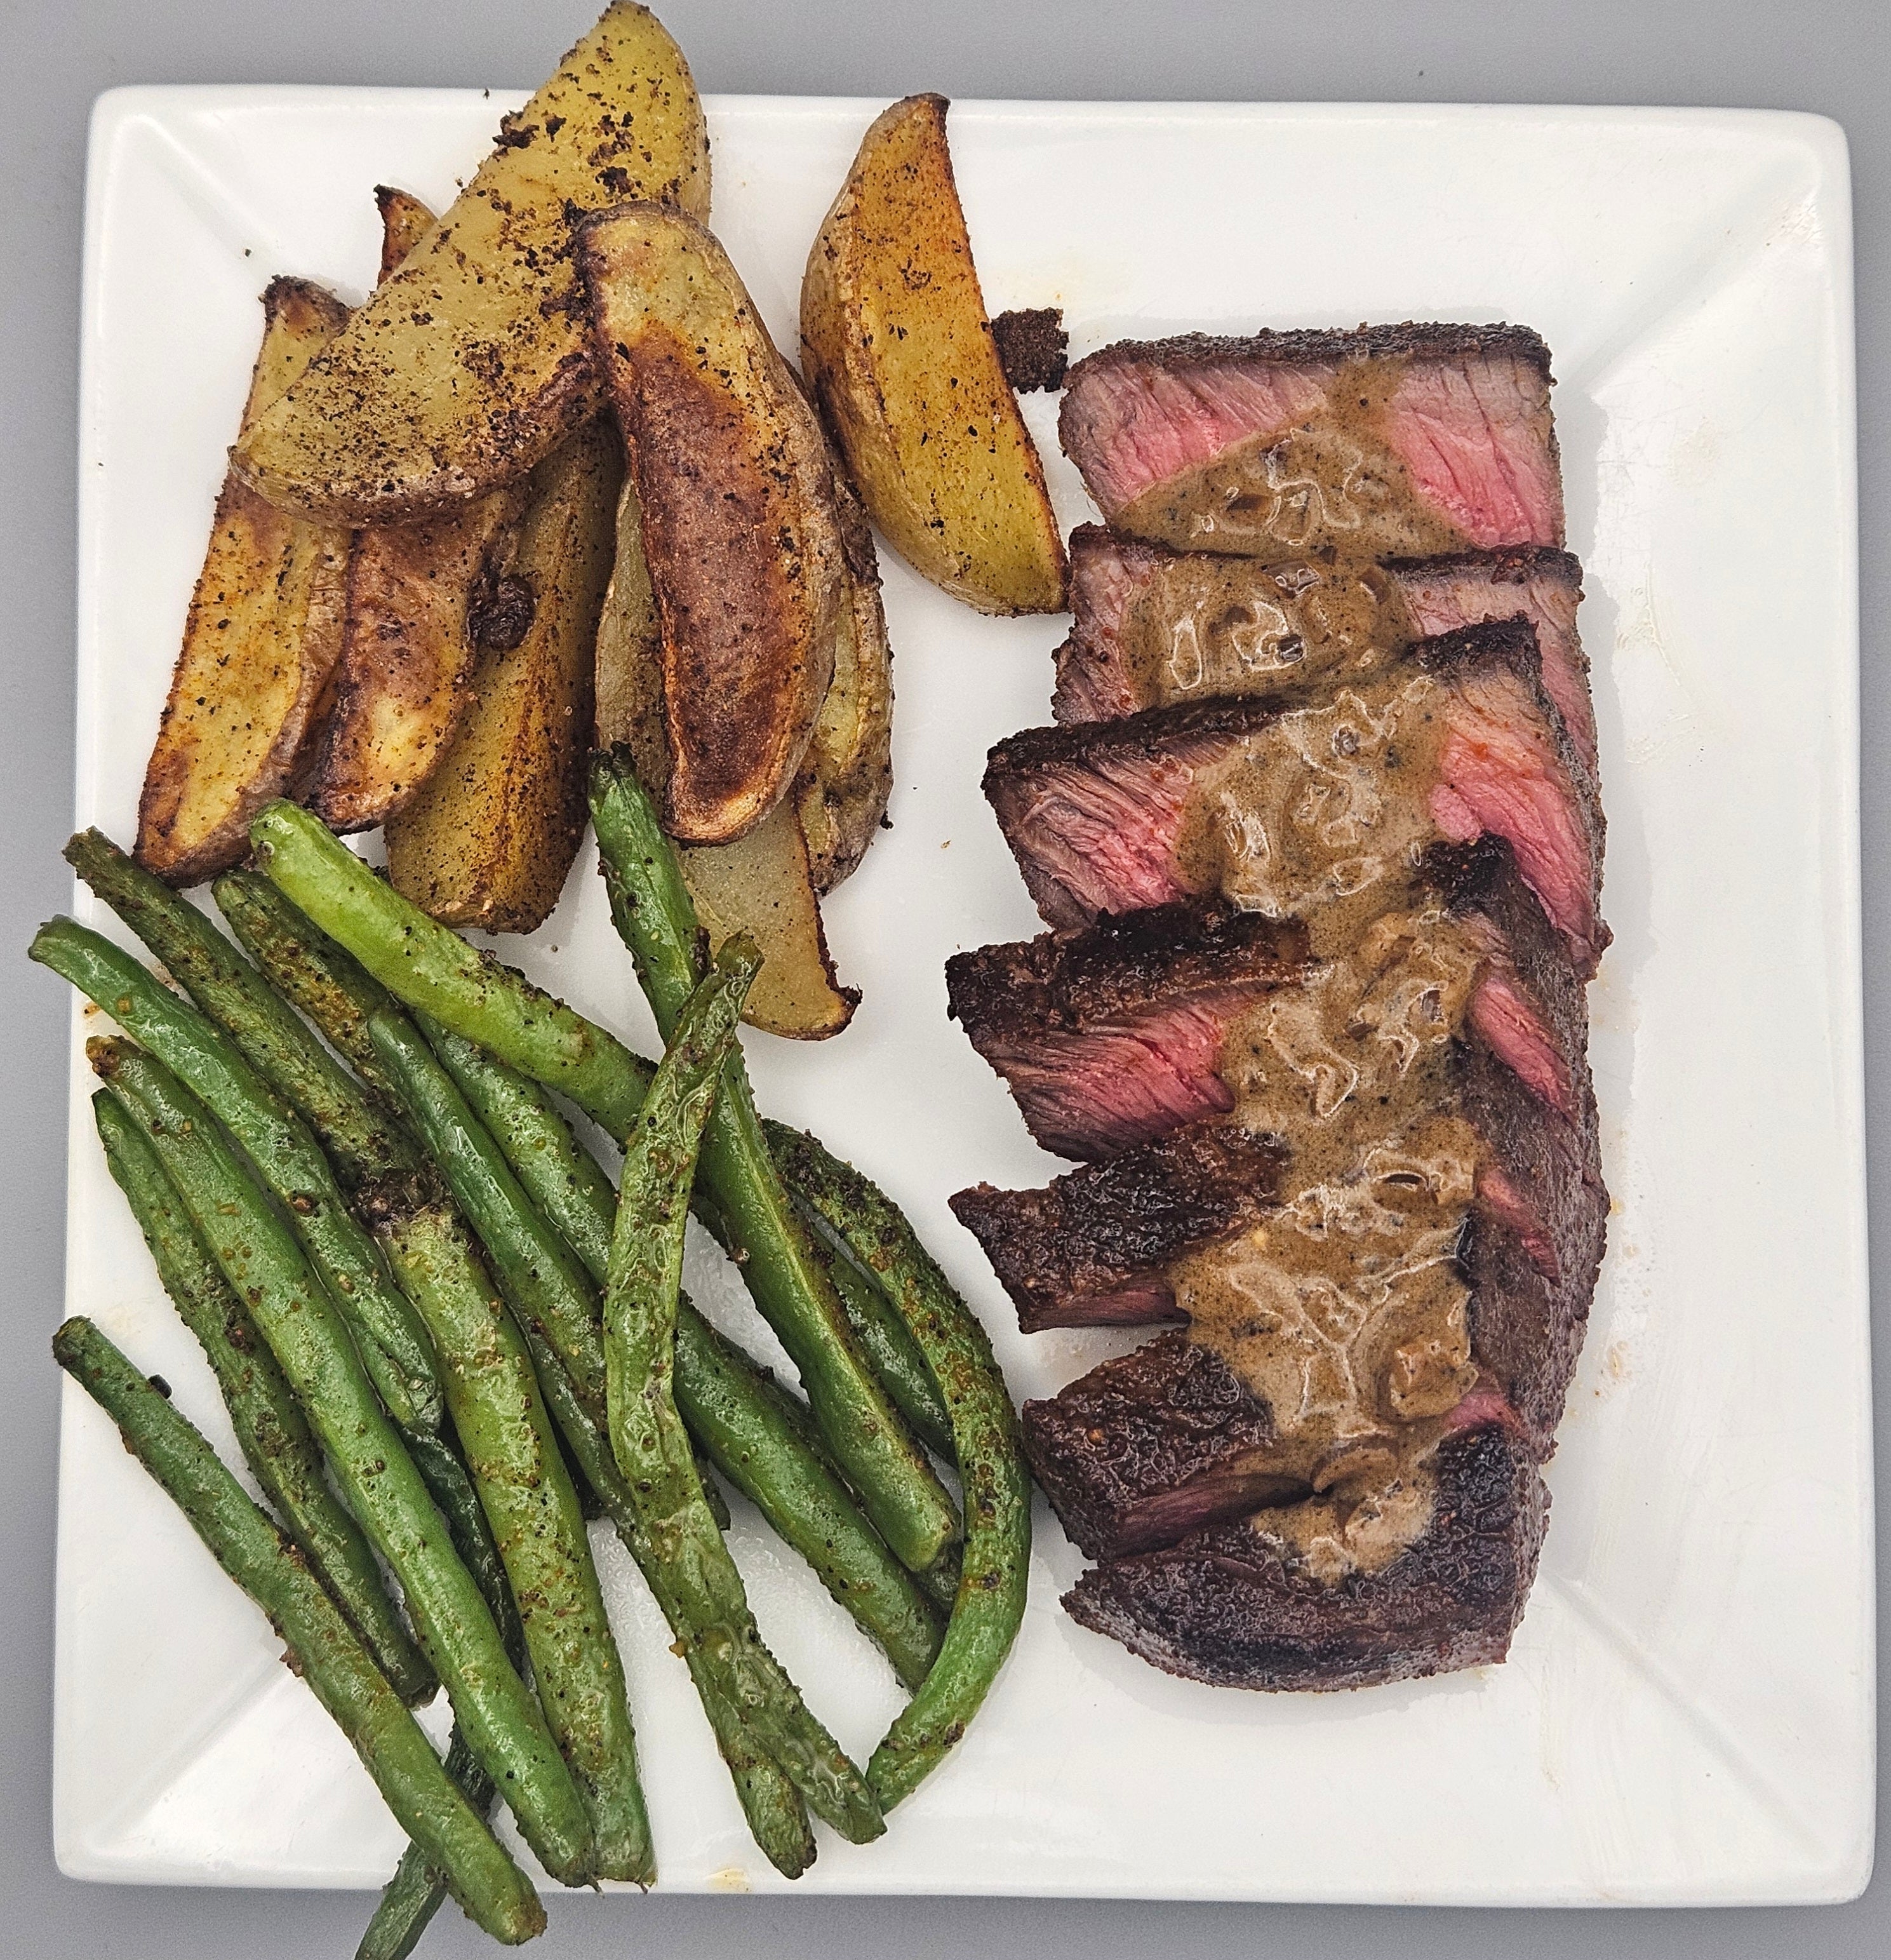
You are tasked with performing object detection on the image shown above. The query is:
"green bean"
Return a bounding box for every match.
[363,998,813,1874]
[674,1307,942,1692]
[52,1317,544,1947]
[360,1342,535,1960]
[605,944,883,1846]
[356,1724,490,1960]
[68,829,418,1189]
[763,1126,1032,1811]
[422,1017,620,1285]
[588,757,958,1577]
[370,1010,610,1422]
[250,802,655,1135]
[422,1016,942,1689]
[214,869,409,1106]
[93,1090,432,1705]
[812,1222,954,1461]
[509,1299,815,1880]
[32,917,441,1433]
[90,1038,596,1886]
[402,1428,525,1679]
[375,1200,653,1886]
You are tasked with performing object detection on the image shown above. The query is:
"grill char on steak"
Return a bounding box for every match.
[1058,324,1564,564]
[951,1125,1286,1331]
[1060,1420,1549,1691]
[1019,1329,1297,1557]
[986,619,1609,978]
[944,900,1314,1161]
[1052,525,1596,772]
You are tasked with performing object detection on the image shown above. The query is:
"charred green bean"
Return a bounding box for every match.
[32,916,440,1432]
[68,829,417,1188]
[93,1089,432,1704]
[90,1038,596,1886]
[376,1200,653,1885]
[589,757,957,1578]
[764,1125,1031,1811]
[53,1317,544,1947]
[604,945,883,1845]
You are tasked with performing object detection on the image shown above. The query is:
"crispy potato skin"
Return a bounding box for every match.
[135,278,352,886]
[385,424,620,934]
[797,467,893,894]
[373,184,436,281]
[580,203,841,847]
[800,93,1067,616]
[232,5,709,525]
[595,478,858,1037]
[308,487,528,831]
[309,190,532,833]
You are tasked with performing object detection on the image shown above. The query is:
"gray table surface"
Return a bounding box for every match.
[3,1,1883,1954]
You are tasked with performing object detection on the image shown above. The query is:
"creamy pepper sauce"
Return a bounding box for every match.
[1173,673,1458,960]
[1114,357,1472,562]
[1111,556,1419,713]
[1172,897,1491,1580]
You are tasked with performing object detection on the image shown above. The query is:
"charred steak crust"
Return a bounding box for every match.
[1022,1330,1297,1560]
[1384,542,1584,586]
[945,899,1312,1040]
[1060,322,1555,399]
[989,307,1070,393]
[1060,1423,1549,1691]
[1421,835,1591,1060]
[950,1125,1288,1332]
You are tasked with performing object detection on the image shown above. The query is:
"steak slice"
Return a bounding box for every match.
[1059,324,1564,562]
[1060,1420,1548,1691]
[949,838,1591,1164]
[944,901,1314,1161]
[950,1125,1285,1331]
[1385,547,1592,770]
[1021,1329,1300,1558]
[1052,525,1596,775]
[986,619,1608,977]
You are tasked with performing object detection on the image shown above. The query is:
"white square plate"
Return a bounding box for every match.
[57,88,1869,1905]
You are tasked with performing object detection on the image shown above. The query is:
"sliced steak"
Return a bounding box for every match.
[950,838,1591,1163]
[1053,526,1596,774]
[950,1125,1285,1331]
[1059,324,1563,563]
[1021,1330,1300,1558]
[951,840,1606,1447]
[1052,525,1403,725]
[944,901,1314,1161]
[986,619,1608,977]
[1060,1420,1548,1691]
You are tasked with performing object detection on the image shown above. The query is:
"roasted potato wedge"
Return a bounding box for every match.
[676,802,858,1038]
[308,488,530,831]
[596,477,858,1037]
[373,184,435,281]
[136,277,352,885]
[581,203,843,846]
[232,4,709,525]
[801,93,1067,615]
[796,468,892,894]
[309,190,532,833]
[385,423,620,933]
